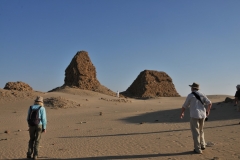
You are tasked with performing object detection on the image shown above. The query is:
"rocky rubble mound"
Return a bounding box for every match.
[224,97,234,103]
[121,70,180,98]
[4,81,33,91]
[44,96,81,109]
[50,51,116,96]
[0,89,43,103]
[99,97,132,103]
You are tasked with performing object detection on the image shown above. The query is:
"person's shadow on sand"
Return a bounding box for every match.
[58,101,239,139]
[12,151,194,160]
[120,101,239,124]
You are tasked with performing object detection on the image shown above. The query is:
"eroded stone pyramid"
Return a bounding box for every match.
[122,70,180,98]
[50,51,116,96]
[64,51,101,90]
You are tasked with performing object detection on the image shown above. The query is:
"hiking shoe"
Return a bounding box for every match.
[33,155,38,160]
[193,149,202,154]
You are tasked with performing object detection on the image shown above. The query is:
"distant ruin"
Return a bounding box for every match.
[50,51,116,96]
[121,70,180,98]
[64,51,101,90]
[50,51,180,98]
[4,81,33,91]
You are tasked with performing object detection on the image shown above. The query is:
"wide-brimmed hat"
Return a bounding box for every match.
[189,82,200,89]
[35,96,43,102]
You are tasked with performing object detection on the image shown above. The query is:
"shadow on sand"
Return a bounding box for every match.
[12,151,194,160]
[120,101,239,124]
[58,102,239,139]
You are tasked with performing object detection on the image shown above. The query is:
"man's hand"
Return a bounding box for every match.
[42,129,46,133]
[180,113,184,119]
[180,107,185,119]
[206,111,210,116]
[206,103,212,116]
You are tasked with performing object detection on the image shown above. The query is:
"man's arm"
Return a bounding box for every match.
[206,103,212,116]
[180,107,185,119]
[234,97,238,106]
[181,95,191,119]
[41,107,47,133]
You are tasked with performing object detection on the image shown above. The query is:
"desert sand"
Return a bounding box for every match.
[0,88,240,160]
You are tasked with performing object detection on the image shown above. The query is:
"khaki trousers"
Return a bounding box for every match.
[27,125,42,156]
[190,118,206,152]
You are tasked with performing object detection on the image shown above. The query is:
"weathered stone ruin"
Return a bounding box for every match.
[4,81,33,91]
[121,70,180,98]
[50,51,116,96]
[64,51,101,90]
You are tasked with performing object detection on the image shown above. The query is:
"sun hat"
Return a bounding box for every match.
[189,82,200,89]
[35,96,43,102]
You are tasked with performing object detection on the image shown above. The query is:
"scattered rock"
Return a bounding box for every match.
[80,122,86,124]
[99,112,102,116]
[206,142,215,147]
[0,138,7,141]
[100,97,131,103]
[4,130,10,134]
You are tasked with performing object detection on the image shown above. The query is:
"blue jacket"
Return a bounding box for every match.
[27,105,47,129]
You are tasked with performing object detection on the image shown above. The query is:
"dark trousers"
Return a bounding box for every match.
[27,125,42,156]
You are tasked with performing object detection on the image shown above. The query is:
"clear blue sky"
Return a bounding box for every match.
[1,0,239,96]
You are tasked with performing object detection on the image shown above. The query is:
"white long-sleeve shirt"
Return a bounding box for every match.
[182,90,211,119]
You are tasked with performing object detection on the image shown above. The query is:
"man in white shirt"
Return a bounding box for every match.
[180,82,212,154]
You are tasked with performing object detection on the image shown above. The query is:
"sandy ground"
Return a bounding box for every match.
[0,89,240,160]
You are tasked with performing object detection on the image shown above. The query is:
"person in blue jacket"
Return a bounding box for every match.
[26,96,47,160]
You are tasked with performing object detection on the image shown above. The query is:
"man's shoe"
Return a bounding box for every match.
[33,155,38,160]
[27,155,31,159]
[193,149,202,154]
[201,147,206,150]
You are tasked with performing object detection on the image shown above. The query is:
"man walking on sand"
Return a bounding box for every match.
[234,84,240,112]
[180,82,212,154]
[27,96,47,160]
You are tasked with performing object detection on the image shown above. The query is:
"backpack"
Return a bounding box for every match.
[28,106,42,126]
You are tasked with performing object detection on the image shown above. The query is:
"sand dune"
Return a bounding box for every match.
[0,89,239,160]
